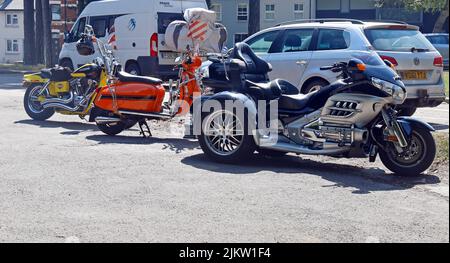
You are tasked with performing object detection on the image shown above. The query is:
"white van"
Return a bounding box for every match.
[59,0,207,79]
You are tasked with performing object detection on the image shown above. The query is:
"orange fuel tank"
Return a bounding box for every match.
[95,82,166,113]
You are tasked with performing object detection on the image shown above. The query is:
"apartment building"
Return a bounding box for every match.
[210,0,313,48]
[0,0,24,63]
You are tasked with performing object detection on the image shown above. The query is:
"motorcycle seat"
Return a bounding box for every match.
[40,69,52,79]
[117,71,163,85]
[279,91,317,111]
[245,78,299,101]
[246,80,282,100]
[41,67,72,81]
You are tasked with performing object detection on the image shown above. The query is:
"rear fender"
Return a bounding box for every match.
[23,73,48,85]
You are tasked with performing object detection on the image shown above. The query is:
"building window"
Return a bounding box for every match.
[211,3,222,22]
[237,3,248,21]
[294,3,304,19]
[6,40,19,53]
[51,4,61,21]
[6,14,19,26]
[234,33,248,43]
[265,4,275,20]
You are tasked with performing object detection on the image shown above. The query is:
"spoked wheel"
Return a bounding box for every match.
[379,128,436,176]
[23,84,55,121]
[198,109,256,163]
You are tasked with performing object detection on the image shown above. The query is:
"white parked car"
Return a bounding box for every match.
[58,0,207,79]
[241,19,446,115]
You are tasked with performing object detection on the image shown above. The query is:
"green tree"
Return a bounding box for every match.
[376,0,449,32]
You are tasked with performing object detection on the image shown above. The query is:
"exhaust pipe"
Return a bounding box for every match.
[95,116,122,124]
[42,92,74,105]
[260,141,350,155]
[42,103,81,112]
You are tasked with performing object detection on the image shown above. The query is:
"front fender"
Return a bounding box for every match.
[397,117,435,138]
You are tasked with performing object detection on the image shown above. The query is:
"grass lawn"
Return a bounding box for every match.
[0,64,44,72]
[434,133,449,165]
[444,71,449,97]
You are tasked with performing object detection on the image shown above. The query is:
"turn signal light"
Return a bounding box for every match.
[357,63,366,71]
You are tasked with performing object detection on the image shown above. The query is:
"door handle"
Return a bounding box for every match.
[296,60,307,66]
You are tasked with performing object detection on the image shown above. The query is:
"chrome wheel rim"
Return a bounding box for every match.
[203,110,244,156]
[28,85,46,114]
[388,131,427,167]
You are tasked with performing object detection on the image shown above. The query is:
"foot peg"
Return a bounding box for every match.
[138,120,152,138]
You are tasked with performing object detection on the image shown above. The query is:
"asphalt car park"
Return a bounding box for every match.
[0,76,448,242]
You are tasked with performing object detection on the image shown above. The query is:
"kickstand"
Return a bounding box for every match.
[138,120,152,138]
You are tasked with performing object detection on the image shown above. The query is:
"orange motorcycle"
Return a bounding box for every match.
[79,31,204,137]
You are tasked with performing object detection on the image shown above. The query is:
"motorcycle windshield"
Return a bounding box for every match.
[351,51,385,66]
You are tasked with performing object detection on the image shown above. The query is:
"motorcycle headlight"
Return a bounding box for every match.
[372,77,406,104]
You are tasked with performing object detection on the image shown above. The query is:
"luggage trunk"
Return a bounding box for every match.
[95,82,165,113]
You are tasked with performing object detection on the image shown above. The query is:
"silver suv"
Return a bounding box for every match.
[243,19,446,115]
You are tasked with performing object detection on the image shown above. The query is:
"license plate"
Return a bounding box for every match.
[161,52,179,60]
[400,71,428,80]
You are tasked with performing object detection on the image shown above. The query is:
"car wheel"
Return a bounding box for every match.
[125,63,141,76]
[59,59,74,71]
[397,107,417,117]
[303,79,328,94]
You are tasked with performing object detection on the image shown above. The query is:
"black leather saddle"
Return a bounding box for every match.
[117,71,163,85]
[41,67,72,81]
[279,92,317,111]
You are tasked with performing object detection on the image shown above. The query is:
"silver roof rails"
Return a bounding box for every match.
[363,19,409,25]
[276,18,365,27]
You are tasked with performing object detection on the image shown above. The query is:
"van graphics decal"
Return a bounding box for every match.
[159,1,173,7]
[128,18,137,31]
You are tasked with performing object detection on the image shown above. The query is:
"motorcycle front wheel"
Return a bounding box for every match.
[379,128,436,176]
[23,84,55,121]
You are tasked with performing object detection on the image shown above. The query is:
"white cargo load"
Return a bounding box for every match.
[165,8,227,53]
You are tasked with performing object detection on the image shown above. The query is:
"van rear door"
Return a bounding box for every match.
[156,0,207,67]
[157,12,184,66]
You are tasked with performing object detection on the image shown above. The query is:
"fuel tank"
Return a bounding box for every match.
[95,82,166,113]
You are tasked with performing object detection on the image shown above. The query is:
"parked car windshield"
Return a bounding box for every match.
[365,29,435,52]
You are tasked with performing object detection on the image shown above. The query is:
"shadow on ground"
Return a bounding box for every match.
[181,153,441,194]
[85,134,200,153]
[15,119,97,135]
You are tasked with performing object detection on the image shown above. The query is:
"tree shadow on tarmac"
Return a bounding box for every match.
[85,134,200,154]
[181,153,441,194]
[15,119,97,135]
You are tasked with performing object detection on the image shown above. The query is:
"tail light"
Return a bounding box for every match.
[380,55,398,66]
[150,33,158,57]
[433,56,444,67]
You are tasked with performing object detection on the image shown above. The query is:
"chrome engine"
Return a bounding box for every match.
[41,79,97,112]
[283,93,389,151]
